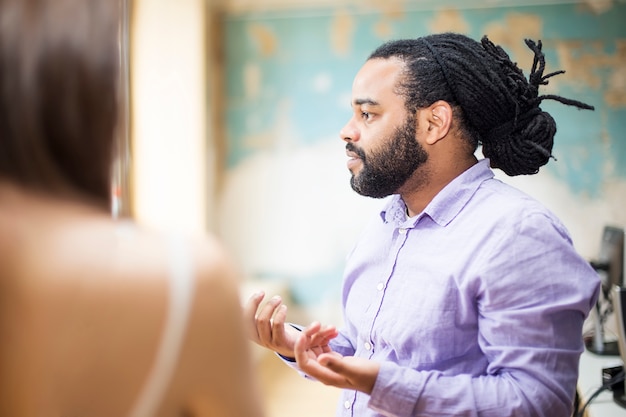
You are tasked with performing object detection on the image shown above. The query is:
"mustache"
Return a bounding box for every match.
[346,143,366,160]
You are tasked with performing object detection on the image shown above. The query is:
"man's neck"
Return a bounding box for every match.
[401,155,478,217]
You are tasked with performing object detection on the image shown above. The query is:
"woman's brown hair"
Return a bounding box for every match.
[0,0,120,205]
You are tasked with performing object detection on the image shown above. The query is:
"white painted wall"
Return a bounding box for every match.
[131,0,211,236]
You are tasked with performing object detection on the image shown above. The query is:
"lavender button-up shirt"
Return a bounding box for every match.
[308,159,599,417]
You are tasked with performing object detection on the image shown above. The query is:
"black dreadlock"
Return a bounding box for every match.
[368,33,594,176]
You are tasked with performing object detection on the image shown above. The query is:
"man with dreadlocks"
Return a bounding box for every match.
[246,33,600,417]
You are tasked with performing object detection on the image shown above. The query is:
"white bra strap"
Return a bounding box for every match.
[128,235,196,417]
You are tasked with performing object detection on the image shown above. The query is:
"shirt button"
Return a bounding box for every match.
[376,282,384,291]
[399,228,407,235]
[364,342,372,351]
[344,400,351,409]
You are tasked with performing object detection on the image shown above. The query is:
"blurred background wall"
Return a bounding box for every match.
[130,0,626,323]
[131,0,211,235]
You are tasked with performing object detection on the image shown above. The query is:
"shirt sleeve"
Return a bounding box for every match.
[368,211,600,417]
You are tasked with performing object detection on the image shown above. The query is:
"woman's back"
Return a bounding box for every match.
[0,184,264,417]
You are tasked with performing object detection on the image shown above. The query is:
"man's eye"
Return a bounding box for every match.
[361,111,371,120]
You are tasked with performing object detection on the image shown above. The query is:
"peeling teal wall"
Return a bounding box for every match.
[225,2,626,197]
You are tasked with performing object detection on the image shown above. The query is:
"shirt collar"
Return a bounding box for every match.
[380,159,495,226]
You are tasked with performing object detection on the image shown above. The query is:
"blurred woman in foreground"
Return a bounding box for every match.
[0,1,263,416]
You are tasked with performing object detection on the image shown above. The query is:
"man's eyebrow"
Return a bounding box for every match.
[353,98,379,107]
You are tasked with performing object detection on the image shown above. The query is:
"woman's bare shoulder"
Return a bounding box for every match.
[0,190,264,417]
[188,233,243,294]
[116,225,243,297]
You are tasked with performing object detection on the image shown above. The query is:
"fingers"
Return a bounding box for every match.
[269,303,288,343]
[294,322,378,394]
[317,326,339,348]
[255,295,284,346]
[244,291,293,355]
[294,326,344,387]
[245,295,339,362]
[302,321,338,347]
[295,322,338,361]
[294,326,316,361]
[243,291,265,342]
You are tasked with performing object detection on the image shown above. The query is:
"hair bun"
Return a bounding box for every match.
[482,110,556,176]
[477,37,594,176]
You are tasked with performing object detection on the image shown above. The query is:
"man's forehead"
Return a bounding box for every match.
[351,58,404,104]
[355,58,404,82]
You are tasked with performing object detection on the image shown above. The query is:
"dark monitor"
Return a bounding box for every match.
[611,285,626,408]
[591,226,624,295]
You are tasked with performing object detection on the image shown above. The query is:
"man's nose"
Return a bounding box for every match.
[339,119,359,143]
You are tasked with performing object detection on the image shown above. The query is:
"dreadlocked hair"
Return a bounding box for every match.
[368,33,594,176]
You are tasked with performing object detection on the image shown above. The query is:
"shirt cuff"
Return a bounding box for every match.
[368,361,421,417]
[277,352,296,362]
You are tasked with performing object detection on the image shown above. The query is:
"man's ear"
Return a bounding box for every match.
[420,100,453,145]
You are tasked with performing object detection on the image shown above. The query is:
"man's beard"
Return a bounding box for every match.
[348,115,428,199]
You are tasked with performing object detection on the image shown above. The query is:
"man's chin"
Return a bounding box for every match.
[350,180,390,199]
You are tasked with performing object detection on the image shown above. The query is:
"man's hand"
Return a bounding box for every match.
[295,322,380,395]
[243,291,301,358]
